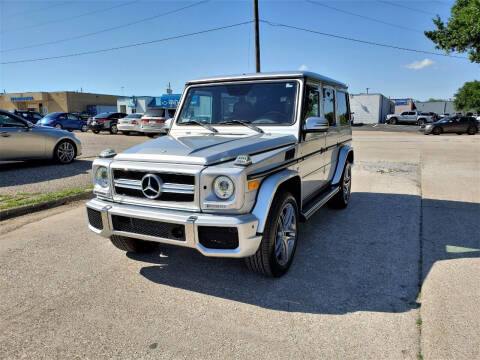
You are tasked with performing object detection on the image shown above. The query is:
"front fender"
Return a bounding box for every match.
[331,146,354,186]
[251,169,298,234]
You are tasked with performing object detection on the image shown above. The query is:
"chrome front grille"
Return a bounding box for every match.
[112,169,196,204]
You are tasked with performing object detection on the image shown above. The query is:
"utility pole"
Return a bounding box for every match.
[253,0,260,73]
[366,87,370,94]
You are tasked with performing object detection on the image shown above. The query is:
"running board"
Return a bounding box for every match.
[301,186,340,220]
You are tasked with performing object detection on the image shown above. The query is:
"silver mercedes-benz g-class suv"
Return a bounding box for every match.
[86,71,354,277]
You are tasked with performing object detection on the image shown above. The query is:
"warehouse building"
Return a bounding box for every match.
[0,91,120,115]
[392,98,415,113]
[414,100,455,115]
[349,93,394,124]
[117,94,182,114]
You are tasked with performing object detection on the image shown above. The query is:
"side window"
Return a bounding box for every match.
[401,112,408,116]
[408,112,416,116]
[304,85,320,120]
[67,114,78,120]
[59,114,67,120]
[0,114,26,127]
[322,87,336,126]
[336,91,349,125]
[168,109,176,118]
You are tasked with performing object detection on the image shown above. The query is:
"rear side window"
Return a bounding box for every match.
[94,112,111,119]
[336,91,349,125]
[304,85,320,119]
[322,87,336,126]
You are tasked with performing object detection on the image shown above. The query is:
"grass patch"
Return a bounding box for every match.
[416,318,423,326]
[0,186,92,211]
[417,354,423,360]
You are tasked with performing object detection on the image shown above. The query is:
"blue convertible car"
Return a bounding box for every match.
[37,112,88,132]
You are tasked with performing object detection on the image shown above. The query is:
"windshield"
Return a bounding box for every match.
[177,81,298,126]
[94,112,112,119]
[144,109,166,117]
[125,113,143,118]
[439,115,456,122]
[42,112,63,119]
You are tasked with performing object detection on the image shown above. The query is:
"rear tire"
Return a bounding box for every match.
[54,123,63,129]
[53,139,76,164]
[110,235,158,253]
[81,124,88,132]
[245,192,299,277]
[328,162,352,209]
[110,124,118,134]
[432,127,442,135]
[389,118,397,125]
[467,126,476,135]
[417,119,425,126]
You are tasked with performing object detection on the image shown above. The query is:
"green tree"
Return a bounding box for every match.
[425,0,480,63]
[454,81,480,111]
[427,98,445,102]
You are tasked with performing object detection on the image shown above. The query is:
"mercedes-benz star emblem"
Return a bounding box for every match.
[141,174,163,199]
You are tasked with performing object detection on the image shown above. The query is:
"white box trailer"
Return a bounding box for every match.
[349,93,393,124]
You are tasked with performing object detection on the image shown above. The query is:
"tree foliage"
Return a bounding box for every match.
[427,98,445,102]
[425,0,480,63]
[454,81,480,111]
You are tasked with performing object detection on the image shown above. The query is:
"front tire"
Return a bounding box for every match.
[389,118,397,125]
[417,119,425,126]
[328,162,352,209]
[53,139,76,164]
[81,124,88,132]
[54,123,63,129]
[432,127,442,135]
[110,235,158,253]
[467,126,476,135]
[245,192,299,277]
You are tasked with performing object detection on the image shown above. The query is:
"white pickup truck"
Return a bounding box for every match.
[386,111,435,126]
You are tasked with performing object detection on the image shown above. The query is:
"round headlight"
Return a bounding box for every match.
[95,166,109,188]
[213,176,235,199]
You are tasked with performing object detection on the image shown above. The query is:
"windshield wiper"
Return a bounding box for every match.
[218,120,264,134]
[181,120,217,133]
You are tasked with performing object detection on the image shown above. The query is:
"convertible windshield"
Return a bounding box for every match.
[177,81,298,126]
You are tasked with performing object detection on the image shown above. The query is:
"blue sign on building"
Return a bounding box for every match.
[10,96,34,102]
[394,99,408,105]
[150,94,181,108]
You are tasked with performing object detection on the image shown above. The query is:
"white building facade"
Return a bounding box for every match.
[349,93,394,124]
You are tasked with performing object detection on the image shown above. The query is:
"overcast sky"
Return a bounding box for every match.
[0,0,477,100]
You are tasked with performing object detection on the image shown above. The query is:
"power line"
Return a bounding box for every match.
[306,0,422,34]
[1,21,253,65]
[1,0,210,53]
[3,0,139,34]
[377,1,438,16]
[5,1,70,19]
[261,19,468,59]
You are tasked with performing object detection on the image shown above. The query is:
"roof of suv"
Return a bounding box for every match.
[187,71,347,88]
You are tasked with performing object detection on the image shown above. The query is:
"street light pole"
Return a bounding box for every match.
[253,0,260,73]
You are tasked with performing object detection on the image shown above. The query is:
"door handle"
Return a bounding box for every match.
[0,132,10,137]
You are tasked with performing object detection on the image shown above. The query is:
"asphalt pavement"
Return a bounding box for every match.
[1,132,478,358]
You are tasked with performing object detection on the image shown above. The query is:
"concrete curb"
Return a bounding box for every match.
[0,190,94,222]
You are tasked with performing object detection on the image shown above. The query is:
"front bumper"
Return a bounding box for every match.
[86,198,262,258]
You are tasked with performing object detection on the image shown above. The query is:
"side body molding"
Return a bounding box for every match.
[252,169,298,234]
[331,145,354,186]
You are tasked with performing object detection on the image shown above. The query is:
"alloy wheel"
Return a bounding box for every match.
[57,141,75,163]
[343,163,352,203]
[274,203,297,266]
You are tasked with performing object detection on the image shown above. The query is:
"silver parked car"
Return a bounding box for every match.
[140,108,176,137]
[86,71,353,277]
[0,109,82,164]
[117,113,143,135]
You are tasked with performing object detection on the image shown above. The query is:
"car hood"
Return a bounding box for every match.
[114,133,297,165]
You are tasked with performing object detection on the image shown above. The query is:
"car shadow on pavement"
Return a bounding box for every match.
[0,159,92,187]
[127,192,479,315]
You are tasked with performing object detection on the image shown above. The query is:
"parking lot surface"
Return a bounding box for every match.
[0,131,478,359]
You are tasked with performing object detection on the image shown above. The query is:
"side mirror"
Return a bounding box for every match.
[304,117,329,132]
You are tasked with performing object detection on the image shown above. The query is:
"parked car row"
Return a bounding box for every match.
[0,109,81,164]
[422,115,478,135]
